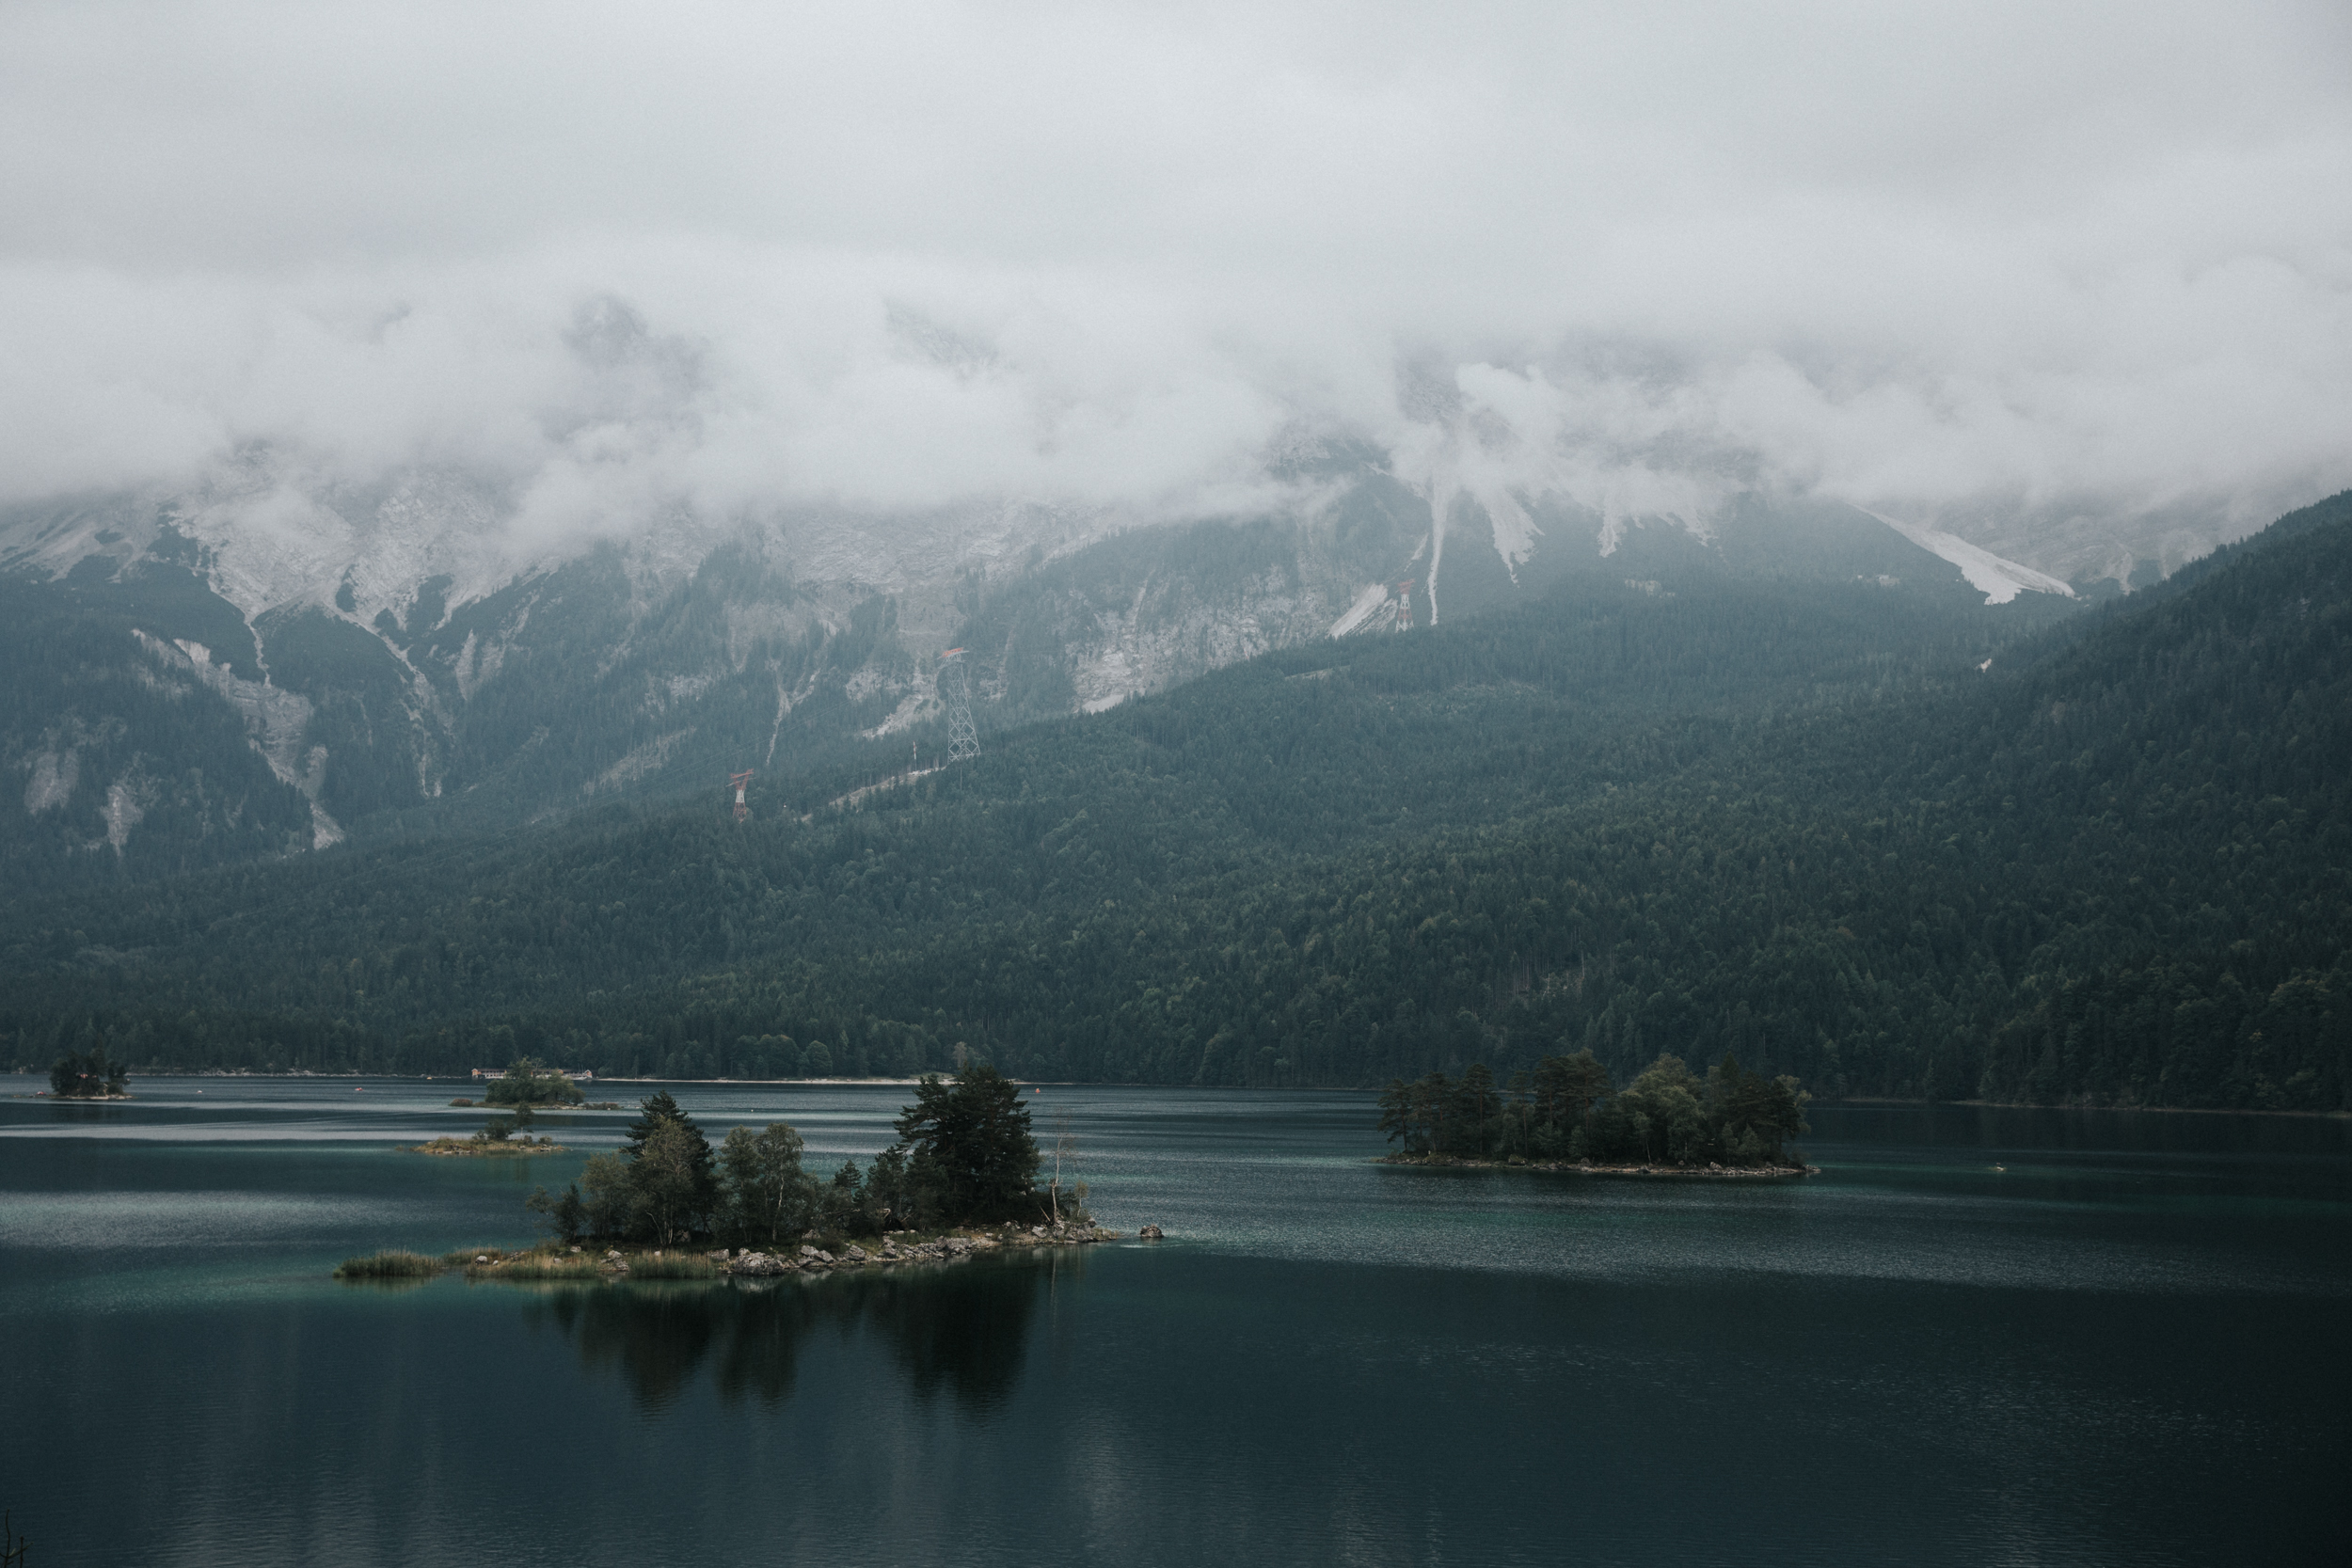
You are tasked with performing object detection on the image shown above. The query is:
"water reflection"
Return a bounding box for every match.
[520,1253,1076,1414]
[334,1275,435,1295]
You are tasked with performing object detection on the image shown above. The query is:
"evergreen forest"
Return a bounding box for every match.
[530,1067,1050,1249]
[5,492,2348,1113]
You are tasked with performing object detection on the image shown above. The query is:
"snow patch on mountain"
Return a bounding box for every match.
[133,630,343,847]
[1329,582,1389,638]
[1075,641,1144,713]
[586,728,696,796]
[103,777,146,853]
[1865,512,2075,604]
[1484,488,1543,581]
[861,689,939,739]
[24,749,79,814]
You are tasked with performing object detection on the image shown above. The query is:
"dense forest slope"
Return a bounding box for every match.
[5,491,2346,1110]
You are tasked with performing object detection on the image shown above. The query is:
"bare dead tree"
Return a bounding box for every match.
[1048,1109,1076,1224]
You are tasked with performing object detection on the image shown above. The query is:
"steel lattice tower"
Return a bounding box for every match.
[941,647,981,762]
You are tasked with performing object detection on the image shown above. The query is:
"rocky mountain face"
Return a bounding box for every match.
[1,433,2089,888]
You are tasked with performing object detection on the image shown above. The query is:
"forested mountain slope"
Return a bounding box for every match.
[5,490,2345,1110]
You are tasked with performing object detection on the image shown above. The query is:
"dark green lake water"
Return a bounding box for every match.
[1,1078,2344,1566]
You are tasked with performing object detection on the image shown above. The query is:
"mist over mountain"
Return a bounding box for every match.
[5,431,2094,886]
[6,4,2347,566]
[2,4,2345,1108]
[5,4,2344,874]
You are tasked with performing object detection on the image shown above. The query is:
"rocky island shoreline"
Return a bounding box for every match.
[339,1218,1168,1284]
[683,1216,1150,1276]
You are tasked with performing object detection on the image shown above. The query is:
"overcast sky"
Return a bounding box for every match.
[3,0,2346,562]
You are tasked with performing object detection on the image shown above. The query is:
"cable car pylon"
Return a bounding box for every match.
[940,649,980,762]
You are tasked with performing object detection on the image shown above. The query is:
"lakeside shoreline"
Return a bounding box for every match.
[11,1078,2342,1120]
[1379,1153,1820,1178]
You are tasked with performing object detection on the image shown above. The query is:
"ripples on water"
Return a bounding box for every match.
[1,1076,2344,1566]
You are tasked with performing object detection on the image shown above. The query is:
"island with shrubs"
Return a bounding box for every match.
[401,1106,567,1158]
[1378,1050,1816,1175]
[342,1061,1152,1282]
[404,1060,601,1155]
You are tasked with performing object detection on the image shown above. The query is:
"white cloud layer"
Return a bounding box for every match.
[2,0,2347,568]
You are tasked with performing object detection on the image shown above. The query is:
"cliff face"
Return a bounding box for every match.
[1,439,2074,885]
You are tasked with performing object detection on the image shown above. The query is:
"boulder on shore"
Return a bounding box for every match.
[729,1251,789,1276]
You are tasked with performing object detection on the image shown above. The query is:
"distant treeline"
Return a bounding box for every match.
[5,492,2348,1111]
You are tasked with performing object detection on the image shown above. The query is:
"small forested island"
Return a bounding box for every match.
[345,1061,1136,1282]
[43,1043,129,1100]
[1379,1050,1814,1174]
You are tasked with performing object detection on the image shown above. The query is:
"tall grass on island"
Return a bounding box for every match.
[462,1253,603,1281]
[447,1247,721,1280]
[333,1250,440,1279]
[331,1244,733,1283]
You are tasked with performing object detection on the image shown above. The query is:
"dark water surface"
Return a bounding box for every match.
[2,1078,2344,1566]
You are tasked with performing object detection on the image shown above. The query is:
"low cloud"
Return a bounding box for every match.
[2,1,2346,573]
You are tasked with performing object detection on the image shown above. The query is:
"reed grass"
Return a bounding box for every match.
[338,1244,729,1284]
[335,1250,442,1279]
[468,1255,605,1280]
[442,1246,517,1267]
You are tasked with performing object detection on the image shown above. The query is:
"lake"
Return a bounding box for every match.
[1,1078,2344,1566]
